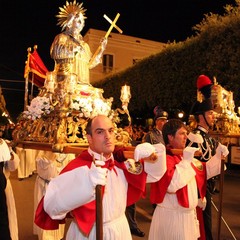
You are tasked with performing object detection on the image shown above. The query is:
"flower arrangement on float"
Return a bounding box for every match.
[22,96,53,120]
[22,94,113,121]
[71,96,112,118]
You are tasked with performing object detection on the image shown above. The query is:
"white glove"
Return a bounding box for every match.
[197,197,207,210]
[0,139,11,162]
[183,146,199,162]
[89,161,107,187]
[154,143,166,154]
[187,132,203,144]
[134,142,156,162]
[216,143,229,158]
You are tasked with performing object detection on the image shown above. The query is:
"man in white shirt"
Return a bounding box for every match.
[35,115,167,240]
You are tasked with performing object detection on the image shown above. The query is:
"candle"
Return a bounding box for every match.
[48,82,55,92]
[121,85,131,103]
[67,74,76,93]
[45,71,55,92]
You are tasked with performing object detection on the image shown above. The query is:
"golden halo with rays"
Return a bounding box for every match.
[56,0,87,30]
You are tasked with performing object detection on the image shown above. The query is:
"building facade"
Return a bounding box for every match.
[83,28,166,84]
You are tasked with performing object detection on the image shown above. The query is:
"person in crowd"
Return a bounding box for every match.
[3,140,20,240]
[187,74,219,240]
[148,119,228,240]
[144,106,168,210]
[0,125,5,138]
[50,0,107,85]
[0,138,13,240]
[33,151,75,240]
[2,124,14,141]
[131,125,145,145]
[34,114,167,239]
[125,203,145,237]
[144,106,168,144]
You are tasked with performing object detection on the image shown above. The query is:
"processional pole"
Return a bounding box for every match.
[24,47,31,110]
[212,152,237,240]
[96,182,103,240]
[93,154,103,240]
[216,156,226,240]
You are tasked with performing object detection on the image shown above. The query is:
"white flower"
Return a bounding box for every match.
[70,95,112,118]
[22,94,113,120]
[23,96,53,120]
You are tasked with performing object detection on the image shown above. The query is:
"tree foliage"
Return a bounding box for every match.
[95,0,240,120]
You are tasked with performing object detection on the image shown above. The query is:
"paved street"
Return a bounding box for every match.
[10,164,240,240]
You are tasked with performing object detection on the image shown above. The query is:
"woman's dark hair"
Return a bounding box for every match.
[162,119,186,145]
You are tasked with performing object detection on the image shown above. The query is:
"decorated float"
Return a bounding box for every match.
[13,1,132,155]
[189,75,240,165]
[197,77,240,135]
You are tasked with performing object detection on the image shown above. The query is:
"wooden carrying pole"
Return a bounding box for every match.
[93,154,103,240]
[216,157,226,240]
[95,184,103,240]
[17,142,201,159]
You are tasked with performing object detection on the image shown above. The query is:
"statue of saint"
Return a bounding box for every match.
[50,0,107,85]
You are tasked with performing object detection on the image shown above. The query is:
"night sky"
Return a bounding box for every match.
[0,0,236,120]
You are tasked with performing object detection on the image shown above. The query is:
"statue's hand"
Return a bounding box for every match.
[75,44,85,54]
[100,37,108,49]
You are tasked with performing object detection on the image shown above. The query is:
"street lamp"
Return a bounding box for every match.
[177,110,184,119]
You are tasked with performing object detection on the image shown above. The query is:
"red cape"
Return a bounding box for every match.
[150,150,207,208]
[150,152,191,206]
[35,150,147,236]
[150,149,207,239]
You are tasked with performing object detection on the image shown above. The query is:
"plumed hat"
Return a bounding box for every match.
[153,106,168,121]
[197,74,212,99]
[191,75,213,115]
